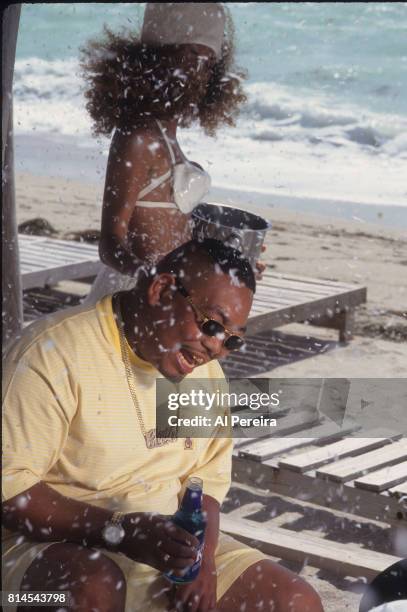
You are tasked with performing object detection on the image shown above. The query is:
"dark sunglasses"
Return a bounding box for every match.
[175,280,245,352]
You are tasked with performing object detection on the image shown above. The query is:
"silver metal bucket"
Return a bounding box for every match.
[191,203,272,269]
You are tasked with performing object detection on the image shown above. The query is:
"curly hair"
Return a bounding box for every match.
[79,5,247,137]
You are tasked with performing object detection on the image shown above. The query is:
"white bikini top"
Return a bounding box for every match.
[136,120,211,214]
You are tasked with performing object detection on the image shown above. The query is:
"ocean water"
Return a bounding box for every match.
[13,2,407,220]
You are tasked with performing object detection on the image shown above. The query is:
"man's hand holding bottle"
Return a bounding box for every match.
[119,512,200,577]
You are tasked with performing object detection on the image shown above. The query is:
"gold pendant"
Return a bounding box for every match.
[144,428,178,449]
[184,437,193,450]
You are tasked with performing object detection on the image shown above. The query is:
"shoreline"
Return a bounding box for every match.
[14,131,407,230]
[209,185,407,230]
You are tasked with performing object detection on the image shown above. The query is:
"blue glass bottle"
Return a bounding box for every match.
[165,476,206,583]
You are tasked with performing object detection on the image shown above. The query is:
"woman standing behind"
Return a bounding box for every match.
[80,3,248,303]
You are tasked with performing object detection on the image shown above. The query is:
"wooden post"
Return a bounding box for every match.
[2,5,23,353]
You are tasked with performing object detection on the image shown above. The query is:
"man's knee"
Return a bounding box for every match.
[252,560,323,612]
[71,548,126,609]
[288,578,323,612]
[19,543,126,612]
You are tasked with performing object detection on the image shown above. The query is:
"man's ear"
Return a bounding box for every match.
[147,273,176,306]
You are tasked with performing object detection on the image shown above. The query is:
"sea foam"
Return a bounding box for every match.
[12,57,407,206]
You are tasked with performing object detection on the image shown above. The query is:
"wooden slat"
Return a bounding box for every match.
[233,408,320,451]
[264,271,357,290]
[21,250,88,267]
[19,235,99,254]
[42,238,99,251]
[234,410,320,453]
[254,294,307,307]
[232,455,406,525]
[254,292,331,307]
[236,437,309,456]
[257,280,340,295]
[239,422,358,462]
[279,431,402,473]
[354,462,407,493]
[21,244,99,261]
[220,515,402,580]
[251,300,294,312]
[18,234,48,243]
[316,439,407,483]
[258,279,348,297]
[29,243,99,258]
[258,281,354,298]
[22,261,102,290]
[255,283,355,301]
[247,288,367,335]
[19,235,102,290]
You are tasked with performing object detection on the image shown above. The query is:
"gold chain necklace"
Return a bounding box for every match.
[114,295,191,450]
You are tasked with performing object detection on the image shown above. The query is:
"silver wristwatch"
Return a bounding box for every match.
[102,511,126,547]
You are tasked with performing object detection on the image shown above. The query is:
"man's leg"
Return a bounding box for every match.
[16,542,126,612]
[218,559,323,612]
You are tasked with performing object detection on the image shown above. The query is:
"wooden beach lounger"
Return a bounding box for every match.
[220,513,403,581]
[227,421,406,578]
[232,424,407,526]
[19,235,367,342]
[248,269,367,342]
[19,234,103,291]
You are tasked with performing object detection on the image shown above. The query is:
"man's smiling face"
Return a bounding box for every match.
[140,267,253,382]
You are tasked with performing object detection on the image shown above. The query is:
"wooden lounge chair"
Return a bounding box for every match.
[19,234,102,291]
[249,269,367,342]
[220,512,402,581]
[19,235,367,342]
[232,423,407,526]
[228,414,406,578]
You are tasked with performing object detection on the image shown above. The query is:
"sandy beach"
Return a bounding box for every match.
[14,171,407,611]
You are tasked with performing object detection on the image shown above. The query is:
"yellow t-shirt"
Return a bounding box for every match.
[2,296,267,611]
[2,295,232,513]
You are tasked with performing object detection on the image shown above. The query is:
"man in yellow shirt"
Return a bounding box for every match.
[2,239,323,612]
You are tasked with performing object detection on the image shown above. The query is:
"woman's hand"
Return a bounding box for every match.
[166,555,217,612]
[119,512,199,577]
[255,245,267,280]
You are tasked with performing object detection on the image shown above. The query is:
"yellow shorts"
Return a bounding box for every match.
[2,531,267,611]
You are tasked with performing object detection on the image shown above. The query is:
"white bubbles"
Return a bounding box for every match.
[88,550,101,560]
[147,141,160,153]
[41,339,55,352]
[229,268,242,287]
[16,494,29,509]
